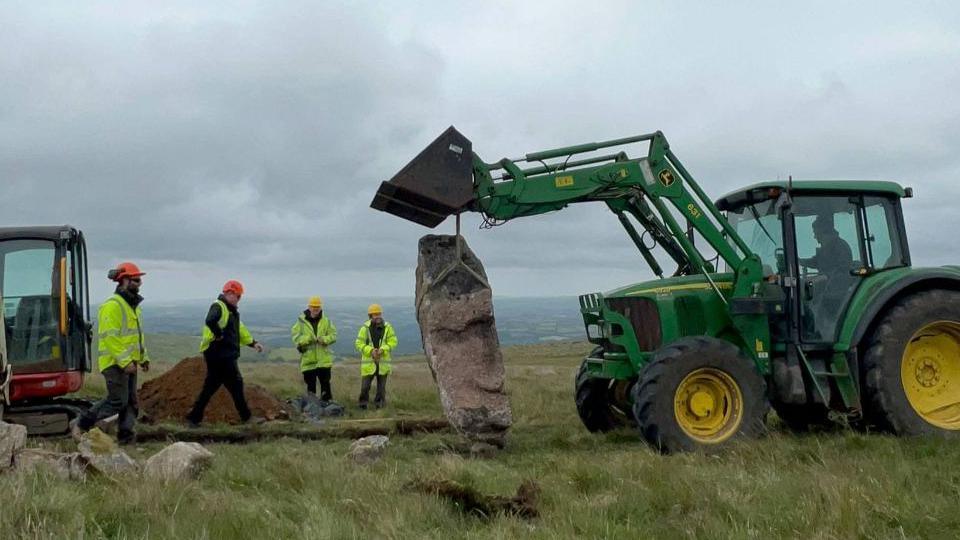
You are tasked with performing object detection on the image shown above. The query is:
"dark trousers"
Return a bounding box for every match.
[187,355,250,423]
[79,365,137,438]
[358,374,387,407]
[303,367,332,401]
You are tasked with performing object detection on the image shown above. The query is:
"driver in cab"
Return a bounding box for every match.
[800,214,853,277]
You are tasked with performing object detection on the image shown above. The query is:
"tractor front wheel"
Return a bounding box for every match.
[575,357,631,432]
[863,289,960,436]
[632,336,768,453]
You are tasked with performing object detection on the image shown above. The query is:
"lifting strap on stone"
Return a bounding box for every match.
[416,214,490,314]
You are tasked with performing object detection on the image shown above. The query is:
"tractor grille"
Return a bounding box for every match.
[605,297,662,351]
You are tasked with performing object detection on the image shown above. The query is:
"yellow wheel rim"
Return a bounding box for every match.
[901,321,960,430]
[674,367,744,443]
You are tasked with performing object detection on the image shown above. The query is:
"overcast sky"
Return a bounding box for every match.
[2,1,959,302]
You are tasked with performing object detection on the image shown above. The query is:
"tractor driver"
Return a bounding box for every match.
[800,213,854,278]
[799,213,855,336]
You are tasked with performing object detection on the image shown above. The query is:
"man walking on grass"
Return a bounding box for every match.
[73,262,150,445]
[186,280,264,426]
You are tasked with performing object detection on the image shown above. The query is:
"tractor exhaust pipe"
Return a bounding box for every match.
[370,126,477,228]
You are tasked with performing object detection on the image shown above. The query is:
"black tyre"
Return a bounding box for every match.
[863,289,960,436]
[575,355,631,432]
[772,402,833,432]
[632,336,768,453]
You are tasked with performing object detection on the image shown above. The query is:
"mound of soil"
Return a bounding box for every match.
[139,357,289,424]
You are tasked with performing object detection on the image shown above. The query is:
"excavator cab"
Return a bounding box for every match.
[0,226,92,433]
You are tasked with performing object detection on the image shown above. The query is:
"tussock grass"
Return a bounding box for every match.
[4,340,960,538]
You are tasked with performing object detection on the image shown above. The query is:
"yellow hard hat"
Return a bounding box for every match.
[367,303,383,316]
[308,296,323,308]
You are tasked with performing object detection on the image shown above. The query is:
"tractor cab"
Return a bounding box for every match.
[717,181,910,347]
[0,226,92,408]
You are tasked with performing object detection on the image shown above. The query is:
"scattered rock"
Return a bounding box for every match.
[415,235,513,447]
[78,428,139,475]
[348,435,389,464]
[289,393,345,422]
[138,356,290,424]
[0,421,27,470]
[144,442,214,481]
[409,478,540,519]
[15,449,88,480]
[469,442,500,459]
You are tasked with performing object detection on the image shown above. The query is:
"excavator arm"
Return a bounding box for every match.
[372,127,764,298]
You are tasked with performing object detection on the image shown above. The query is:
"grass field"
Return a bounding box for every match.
[3,340,960,539]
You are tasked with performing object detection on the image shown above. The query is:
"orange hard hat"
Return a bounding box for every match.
[222,280,244,296]
[109,262,145,282]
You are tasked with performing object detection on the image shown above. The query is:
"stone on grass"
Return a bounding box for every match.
[415,235,512,447]
[0,421,27,471]
[144,442,214,481]
[348,435,389,464]
[15,449,88,480]
[78,428,139,475]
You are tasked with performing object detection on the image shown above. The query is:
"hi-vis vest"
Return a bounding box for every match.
[199,300,254,353]
[98,294,148,372]
[291,315,338,372]
[355,320,397,376]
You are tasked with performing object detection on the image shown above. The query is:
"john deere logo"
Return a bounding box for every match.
[658,169,675,187]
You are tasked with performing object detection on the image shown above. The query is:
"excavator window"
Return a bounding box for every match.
[0,239,59,369]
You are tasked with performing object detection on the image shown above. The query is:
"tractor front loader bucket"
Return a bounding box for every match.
[371,126,477,228]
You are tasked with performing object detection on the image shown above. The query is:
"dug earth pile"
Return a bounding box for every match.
[139,357,289,424]
[415,234,512,447]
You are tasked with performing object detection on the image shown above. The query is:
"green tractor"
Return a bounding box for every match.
[372,127,960,452]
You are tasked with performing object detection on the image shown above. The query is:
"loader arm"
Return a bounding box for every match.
[471,131,764,296]
[372,127,774,366]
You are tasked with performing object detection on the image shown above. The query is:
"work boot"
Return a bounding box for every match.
[117,431,136,446]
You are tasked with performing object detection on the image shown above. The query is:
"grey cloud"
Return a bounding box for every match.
[1,1,959,301]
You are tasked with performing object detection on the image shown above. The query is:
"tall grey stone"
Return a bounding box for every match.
[415,235,512,447]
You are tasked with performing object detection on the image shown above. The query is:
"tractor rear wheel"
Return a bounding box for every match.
[632,336,768,453]
[863,289,960,436]
[575,356,631,432]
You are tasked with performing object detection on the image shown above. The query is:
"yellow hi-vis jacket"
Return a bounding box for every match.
[355,320,397,376]
[291,314,337,371]
[97,293,149,372]
[199,299,254,352]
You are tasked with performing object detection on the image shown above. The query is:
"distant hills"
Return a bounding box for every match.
[138,296,586,356]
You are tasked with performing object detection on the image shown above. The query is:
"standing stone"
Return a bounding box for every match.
[144,442,214,481]
[415,235,512,447]
[78,428,139,475]
[0,421,27,470]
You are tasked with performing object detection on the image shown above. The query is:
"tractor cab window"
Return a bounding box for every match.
[793,196,861,342]
[725,198,783,276]
[0,239,59,368]
[863,196,905,269]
